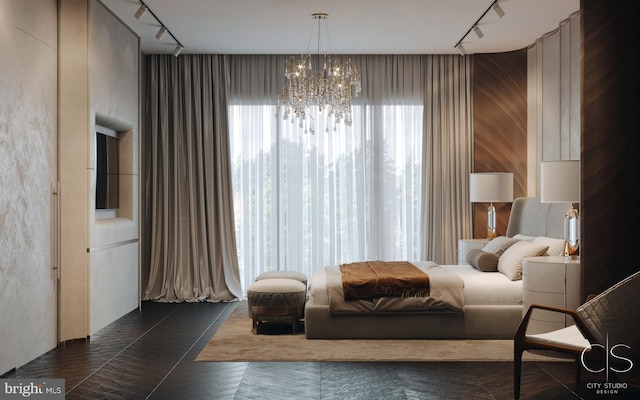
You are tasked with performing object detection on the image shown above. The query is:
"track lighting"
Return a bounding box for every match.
[473,25,484,39]
[155,27,167,40]
[134,1,184,56]
[134,5,147,20]
[453,0,505,56]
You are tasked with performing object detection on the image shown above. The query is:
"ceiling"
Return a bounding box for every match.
[99,0,579,55]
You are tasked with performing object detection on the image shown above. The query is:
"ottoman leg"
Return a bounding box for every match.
[292,315,299,334]
[252,306,299,334]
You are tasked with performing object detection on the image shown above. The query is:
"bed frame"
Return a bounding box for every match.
[304,197,571,339]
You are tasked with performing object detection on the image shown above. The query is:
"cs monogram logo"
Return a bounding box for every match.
[581,335,634,378]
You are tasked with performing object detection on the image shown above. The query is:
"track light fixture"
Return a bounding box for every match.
[134,1,184,56]
[155,27,166,40]
[473,25,484,39]
[453,0,505,56]
[134,5,147,20]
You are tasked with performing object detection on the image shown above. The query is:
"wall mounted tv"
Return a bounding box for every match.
[95,132,119,210]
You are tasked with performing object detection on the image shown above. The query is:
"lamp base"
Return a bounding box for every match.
[563,242,579,257]
[486,203,497,240]
[563,205,579,256]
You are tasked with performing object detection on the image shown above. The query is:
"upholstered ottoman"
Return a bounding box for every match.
[247,278,306,334]
[255,270,308,287]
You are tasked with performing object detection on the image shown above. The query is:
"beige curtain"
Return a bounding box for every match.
[421,55,474,264]
[142,54,242,302]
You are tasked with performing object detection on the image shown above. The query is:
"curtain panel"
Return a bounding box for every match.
[142,54,242,302]
[422,55,474,264]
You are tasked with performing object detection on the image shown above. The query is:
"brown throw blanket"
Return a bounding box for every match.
[340,261,430,301]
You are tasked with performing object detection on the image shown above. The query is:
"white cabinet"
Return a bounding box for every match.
[522,256,581,334]
[457,239,490,265]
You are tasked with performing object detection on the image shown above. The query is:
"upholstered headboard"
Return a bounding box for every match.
[505,197,572,239]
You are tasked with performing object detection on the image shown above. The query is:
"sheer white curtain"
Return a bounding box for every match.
[229,55,425,291]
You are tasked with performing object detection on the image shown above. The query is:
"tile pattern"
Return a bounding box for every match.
[4,301,621,399]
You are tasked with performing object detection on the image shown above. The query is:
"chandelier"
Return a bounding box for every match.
[276,13,361,134]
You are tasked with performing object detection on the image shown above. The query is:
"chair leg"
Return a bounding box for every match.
[514,349,523,399]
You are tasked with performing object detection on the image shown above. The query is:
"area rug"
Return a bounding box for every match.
[196,302,567,363]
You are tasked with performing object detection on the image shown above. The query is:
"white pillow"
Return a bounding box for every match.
[482,236,519,256]
[498,241,549,281]
[533,236,566,256]
[513,234,536,242]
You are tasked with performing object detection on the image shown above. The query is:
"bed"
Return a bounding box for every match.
[304,197,571,339]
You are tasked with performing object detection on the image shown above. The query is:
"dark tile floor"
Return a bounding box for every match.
[4,301,637,399]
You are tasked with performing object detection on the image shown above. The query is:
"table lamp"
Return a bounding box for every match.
[470,172,514,239]
[540,160,580,257]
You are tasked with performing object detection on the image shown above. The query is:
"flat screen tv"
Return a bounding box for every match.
[95,132,119,210]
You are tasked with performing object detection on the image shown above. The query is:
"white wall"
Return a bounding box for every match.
[527,11,581,194]
[0,0,58,375]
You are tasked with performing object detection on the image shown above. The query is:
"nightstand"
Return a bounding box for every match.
[522,256,581,334]
[457,239,490,265]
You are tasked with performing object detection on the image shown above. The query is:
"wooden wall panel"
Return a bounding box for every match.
[581,0,640,296]
[472,51,528,238]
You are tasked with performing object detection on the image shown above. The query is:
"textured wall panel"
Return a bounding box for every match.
[0,0,58,374]
[527,11,581,189]
[542,31,562,160]
[472,51,527,238]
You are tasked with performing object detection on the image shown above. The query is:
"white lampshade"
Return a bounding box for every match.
[540,161,580,203]
[469,173,514,203]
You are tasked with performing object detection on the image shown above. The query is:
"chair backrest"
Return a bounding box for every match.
[577,271,640,360]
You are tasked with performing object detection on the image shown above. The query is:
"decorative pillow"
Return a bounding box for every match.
[513,234,536,242]
[482,236,519,256]
[467,249,499,272]
[497,241,550,281]
[533,236,566,256]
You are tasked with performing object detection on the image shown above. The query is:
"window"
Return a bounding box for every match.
[229,104,423,290]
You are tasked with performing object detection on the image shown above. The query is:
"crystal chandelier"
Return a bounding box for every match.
[276,13,361,134]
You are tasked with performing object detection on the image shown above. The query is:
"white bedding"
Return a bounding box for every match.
[308,262,523,309]
[442,264,523,306]
[325,261,465,314]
